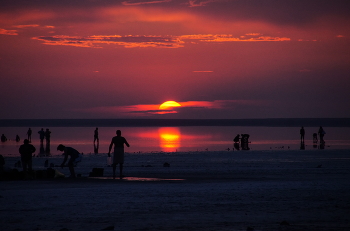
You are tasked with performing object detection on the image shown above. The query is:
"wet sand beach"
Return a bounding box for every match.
[1,149,350,231]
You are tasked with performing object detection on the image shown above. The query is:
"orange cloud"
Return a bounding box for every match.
[0,28,18,35]
[122,0,171,5]
[188,0,220,7]
[13,24,40,28]
[182,34,291,42]
[76,100,265,117]
[32,35,185,48]
[73,100,271,118]
[32,33,290,48]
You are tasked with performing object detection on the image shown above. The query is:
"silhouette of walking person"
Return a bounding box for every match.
[94,127,99,143]
[27,128,32,143]
[38,128,45,143]
[108,130,130,179]
[300,126,305,142]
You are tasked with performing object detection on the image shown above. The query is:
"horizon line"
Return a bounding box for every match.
[0,118,349,127]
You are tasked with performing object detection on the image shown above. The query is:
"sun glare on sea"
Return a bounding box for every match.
[159,127,181,151]
[159,101,181,110]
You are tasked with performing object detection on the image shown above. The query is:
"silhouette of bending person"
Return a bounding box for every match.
[94,127,99,143]
[57,144,82,178]
[27,128,32,142]
[300,126,305,142]
[108,130,130,179]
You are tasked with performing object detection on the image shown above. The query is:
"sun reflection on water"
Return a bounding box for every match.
[158,127,181,152]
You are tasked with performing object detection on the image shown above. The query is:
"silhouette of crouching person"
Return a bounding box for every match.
[57,144,82,178]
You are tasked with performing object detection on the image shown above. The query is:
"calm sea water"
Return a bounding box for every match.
[1,126,350,156]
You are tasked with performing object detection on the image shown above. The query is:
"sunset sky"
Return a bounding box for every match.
[1,0,349,119]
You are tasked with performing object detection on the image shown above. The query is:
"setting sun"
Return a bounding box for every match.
[159,101,182,110]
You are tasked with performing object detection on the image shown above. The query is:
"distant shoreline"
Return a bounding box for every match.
[0,118,349,127]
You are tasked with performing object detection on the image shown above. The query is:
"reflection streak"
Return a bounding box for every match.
[158,127,181,152]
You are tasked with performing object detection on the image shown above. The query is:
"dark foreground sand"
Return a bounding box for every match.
[1,149,350,231]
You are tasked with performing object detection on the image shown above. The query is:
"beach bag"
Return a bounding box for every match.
[107,156,113,166]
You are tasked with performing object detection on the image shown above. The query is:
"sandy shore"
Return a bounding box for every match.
[1,149,350,231]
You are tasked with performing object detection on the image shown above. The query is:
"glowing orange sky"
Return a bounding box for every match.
[0,0,349,119]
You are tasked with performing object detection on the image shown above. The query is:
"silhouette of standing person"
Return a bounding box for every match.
[94,127,99,143]
[19,139,36,173]
[318,126,326,143]
[57,144,82,178]
[108,130,130,179]
[233,134,240,143]
[45,129,51,143]
[38,128,45,143]
[300,126,305,142]
[27,128,32,143]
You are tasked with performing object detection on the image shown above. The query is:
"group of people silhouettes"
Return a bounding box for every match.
[37,128,51,143]
[232,126,327,151]
[1,128,52,144]
[300,126,326,149]
[13,128,130,179]
[56,129,129,179]
[300,126,326,143]
[233,134,250,150]
[5,126,329,179]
